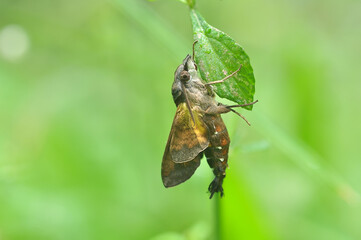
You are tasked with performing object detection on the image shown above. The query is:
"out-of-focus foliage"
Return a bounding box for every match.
[0,0,361,239]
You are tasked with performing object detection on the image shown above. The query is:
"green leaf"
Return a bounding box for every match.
[190,9,255,110]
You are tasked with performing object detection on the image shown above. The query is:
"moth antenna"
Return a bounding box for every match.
[229,108,251,126]
[181,83,196,125]
[205,64,242,86]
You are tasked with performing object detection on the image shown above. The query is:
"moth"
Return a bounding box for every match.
[162,44,257,199]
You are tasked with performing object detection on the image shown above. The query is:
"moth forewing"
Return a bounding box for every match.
[169,103,209,163]
[161,103,207,187]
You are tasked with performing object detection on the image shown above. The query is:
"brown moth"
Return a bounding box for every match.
[162,46,257,199]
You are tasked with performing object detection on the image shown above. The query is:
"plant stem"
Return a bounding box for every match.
[214,194,221,240]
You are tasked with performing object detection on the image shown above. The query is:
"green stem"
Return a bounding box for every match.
[214,195,221,240]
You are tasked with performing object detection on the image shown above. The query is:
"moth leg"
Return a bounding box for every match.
[192,40,198,62]
[205,64,242,86]
[205,100,258,115]
[204,105,231,115]
[192,40,199,70]
[225,100,258,126]
[228,108,251,126]
[226,100,258,108]
[205,100,258,126]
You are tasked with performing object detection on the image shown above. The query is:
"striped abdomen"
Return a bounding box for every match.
[203,114,230,198]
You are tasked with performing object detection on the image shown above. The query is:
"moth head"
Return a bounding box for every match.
[174,54,192,83]
[179,70,190,83]
[172,54,197,105]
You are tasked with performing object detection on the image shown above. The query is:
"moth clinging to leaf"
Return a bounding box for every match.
[162,42,258,198]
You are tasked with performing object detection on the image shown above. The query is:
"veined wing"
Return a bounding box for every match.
[161,103,209,187]
[169,103,209,163]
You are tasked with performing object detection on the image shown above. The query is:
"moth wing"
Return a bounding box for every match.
[162,138,202,188]
[161,103,209,188]
[169,103,209,163]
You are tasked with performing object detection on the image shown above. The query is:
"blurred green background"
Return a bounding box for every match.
[1,0,361,239]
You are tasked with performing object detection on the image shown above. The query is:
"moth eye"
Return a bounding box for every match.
[180,70,190,82]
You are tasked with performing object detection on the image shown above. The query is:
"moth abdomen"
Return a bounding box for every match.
[203,115,230,198]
